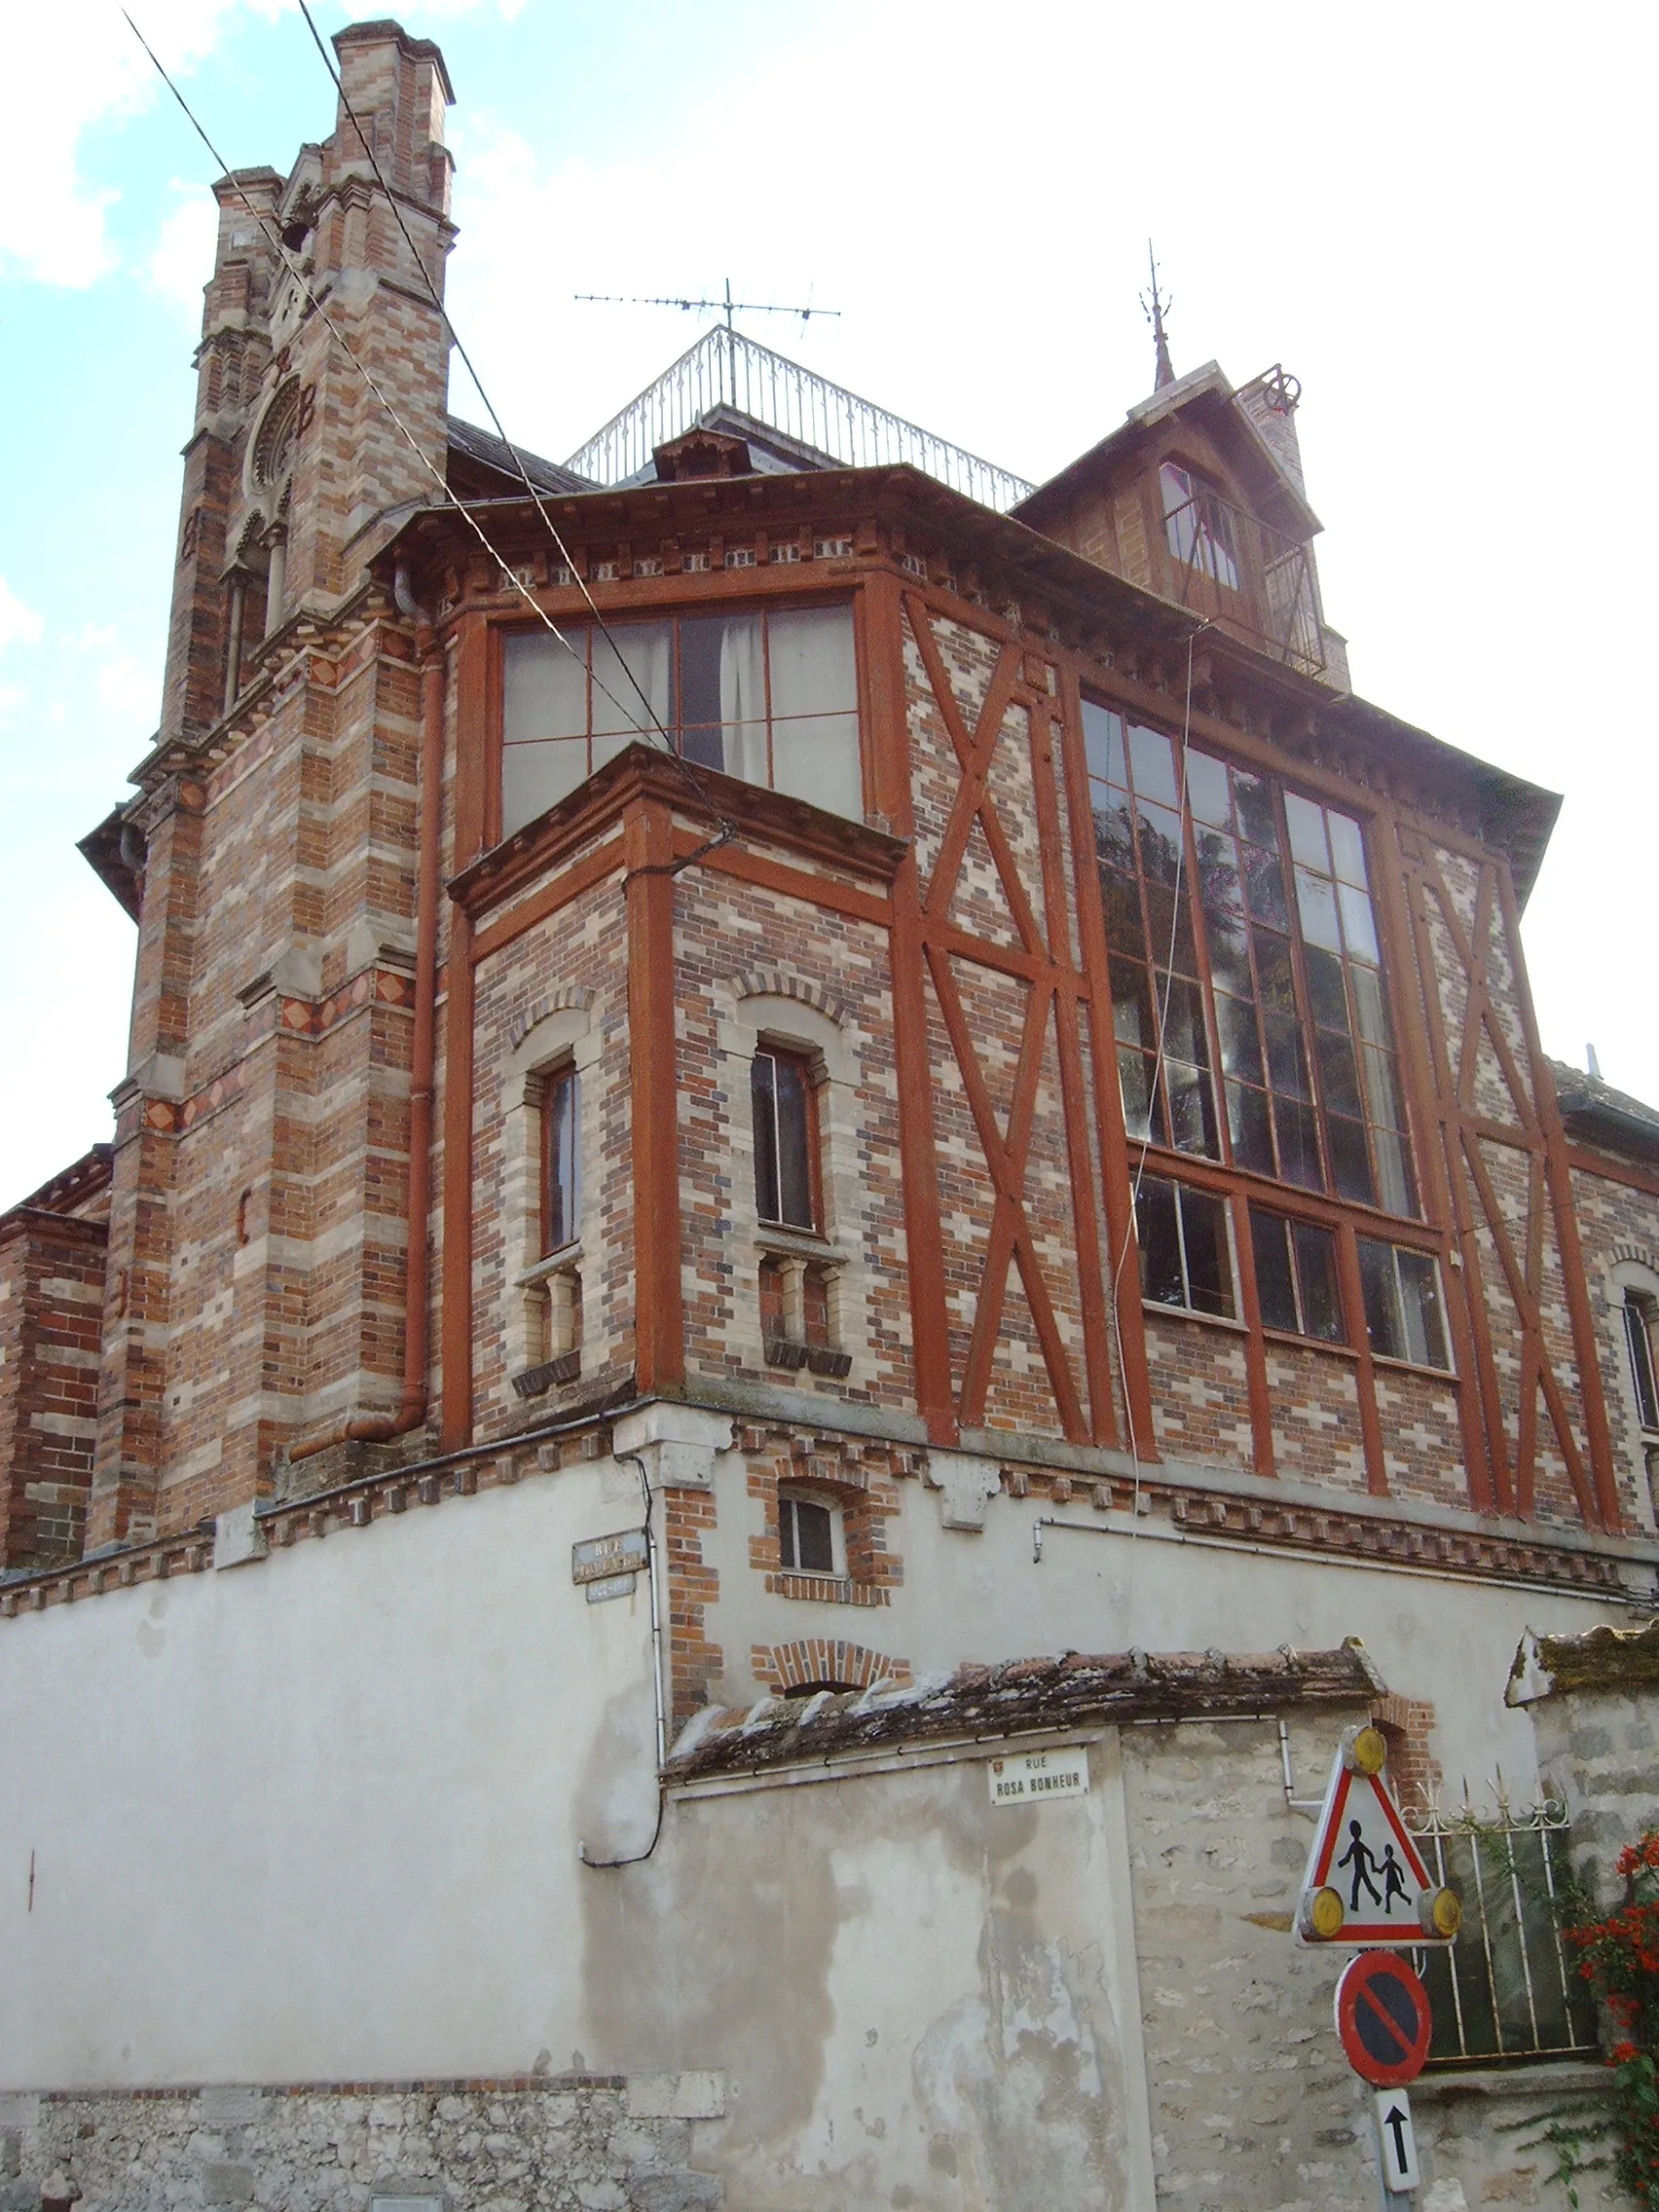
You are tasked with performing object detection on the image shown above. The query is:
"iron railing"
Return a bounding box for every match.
[1404,1787,1601,2066]
[1161,483,1324,677]
[564,325,1035,515]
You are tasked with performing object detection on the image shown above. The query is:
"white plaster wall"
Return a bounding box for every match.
[0,1469,660,2088]
[704,1464,1630,1801]
[579,1733,1157,2212]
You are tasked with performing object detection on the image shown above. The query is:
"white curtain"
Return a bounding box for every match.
[591,620,672,740]
[767,606,861,819]
[719,614,768,786]
[501,632,589,834]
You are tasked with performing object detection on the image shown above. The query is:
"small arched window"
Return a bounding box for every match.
[542,1063,580,1255]
[751,1046,820,1233]
[1622,1289,1659,1434]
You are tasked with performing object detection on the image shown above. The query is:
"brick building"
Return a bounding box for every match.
[3,22,1657,2210]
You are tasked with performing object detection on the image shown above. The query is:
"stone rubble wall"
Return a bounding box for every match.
[1121,1713,1617,2212]
[0,2076,725,2212]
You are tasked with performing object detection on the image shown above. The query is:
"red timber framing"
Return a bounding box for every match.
[1390,820,1620,1530]
[898,589,1116,1450]
[413,479,1616,1544]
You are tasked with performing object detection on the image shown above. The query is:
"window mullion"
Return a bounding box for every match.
[1178,794,1229,1168]
[1274,782,1335,1196]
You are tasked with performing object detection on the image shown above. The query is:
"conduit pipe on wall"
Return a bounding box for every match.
[290,570,444,1464]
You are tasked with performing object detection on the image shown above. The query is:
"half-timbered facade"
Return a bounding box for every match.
[1,23,1654,2211]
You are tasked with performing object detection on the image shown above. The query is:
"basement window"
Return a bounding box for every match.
[500,603,861,834]
[1135,1174,1235,1318]
[778,1491,842,1576]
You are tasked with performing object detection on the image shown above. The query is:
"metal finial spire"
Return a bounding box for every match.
[1141,240,1174,389]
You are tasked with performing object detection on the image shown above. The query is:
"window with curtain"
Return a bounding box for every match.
[1084,699,1417,1218]
[501,603,861,835]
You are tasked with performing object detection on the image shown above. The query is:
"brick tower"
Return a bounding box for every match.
[90,21,455,1545]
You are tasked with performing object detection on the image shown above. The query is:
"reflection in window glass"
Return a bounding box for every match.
[1623,1292,1659,1432]
[1081,697,1417,1216]
[543,1065,580,1254]
[779,1492,838,1574]
[1249,1208,1344,1342]
[501,605,861,834]
[1357,1237,1450,1368]
[1161,462,1240,592]
[1135,1175,1235,1317]
[752,1049,817,1232]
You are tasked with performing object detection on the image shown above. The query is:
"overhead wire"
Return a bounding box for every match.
[290,0,707,781]
[1106,618,1212,1546]
[125,8,734,859]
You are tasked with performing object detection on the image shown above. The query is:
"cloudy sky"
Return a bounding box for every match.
[1,0,1653,1200]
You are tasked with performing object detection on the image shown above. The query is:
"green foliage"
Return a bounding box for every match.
[1558,1830,1659,2206]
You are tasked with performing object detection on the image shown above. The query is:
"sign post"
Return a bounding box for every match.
[1291,1724,1457,2202]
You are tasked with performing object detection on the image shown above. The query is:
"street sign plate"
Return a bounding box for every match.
[1298,1751,1443,1945]
[583,1571,637,1604]
[1335,1952,1433,2087]
[1374,2088,1421,2193]
[572,1530,647,1584]
[987,1748,1089,1804]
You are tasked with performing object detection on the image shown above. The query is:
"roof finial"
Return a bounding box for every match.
[1141,240,1174,389]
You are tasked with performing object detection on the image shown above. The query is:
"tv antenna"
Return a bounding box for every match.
[575,276,839,334]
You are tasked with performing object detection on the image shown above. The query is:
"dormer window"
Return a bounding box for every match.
[1161,461,1240,593]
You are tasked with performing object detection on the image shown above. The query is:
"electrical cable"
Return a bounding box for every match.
[1105,618,1211,1548]
[577,1450,668,1869]
[292,0,736,853]
[125,9,731,866]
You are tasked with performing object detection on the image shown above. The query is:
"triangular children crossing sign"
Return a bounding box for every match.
[1295,1726,1458,1947]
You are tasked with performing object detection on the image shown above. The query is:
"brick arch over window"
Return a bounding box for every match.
[731,968,853,1031]
[754,1639,911,1695]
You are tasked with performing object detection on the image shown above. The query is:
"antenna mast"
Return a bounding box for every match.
[575,276,839,333]
[1141,241,1175,389]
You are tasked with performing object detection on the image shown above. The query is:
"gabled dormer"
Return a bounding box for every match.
[1013,360,1348,685]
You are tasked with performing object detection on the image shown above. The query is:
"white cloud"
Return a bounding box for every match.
[0,580,44,655]
[145,182,218,315]
[2,0,240,287]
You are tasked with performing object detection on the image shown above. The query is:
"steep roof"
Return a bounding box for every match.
[665,1641,1385,1782]
[1013,358,1321,542]
[1549,1059,1659,1158]
[446,414,593,497]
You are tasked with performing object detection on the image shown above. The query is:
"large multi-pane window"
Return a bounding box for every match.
[501,604,861,836]
[1084,701,1416,1217]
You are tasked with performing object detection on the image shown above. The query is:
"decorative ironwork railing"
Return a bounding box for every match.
[1161,483,1325,677]
[564,326,1036,515]
[1403,1787,1601,2066]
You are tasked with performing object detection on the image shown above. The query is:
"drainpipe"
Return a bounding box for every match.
[289,565,443,1463]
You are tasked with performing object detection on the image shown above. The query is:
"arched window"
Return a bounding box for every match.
[542,1062,580,1255]
[751,1045,820,1233]
[1623,1288,1659,1435]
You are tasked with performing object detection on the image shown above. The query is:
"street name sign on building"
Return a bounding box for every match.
[987,1748,1088,1804]
[1374,2089,1421,2193]
[1296,1726,1458,1946]
[571,1530,648,1585]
